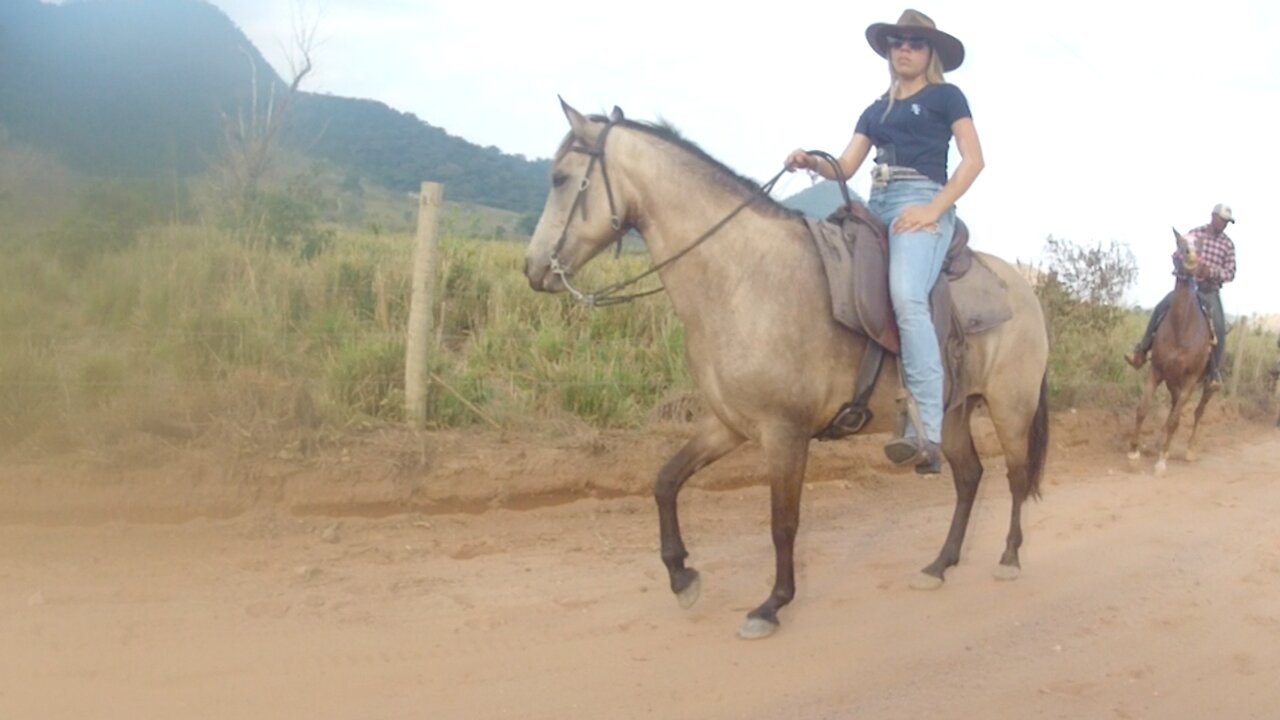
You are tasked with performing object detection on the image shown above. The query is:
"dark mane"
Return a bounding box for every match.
[559,113,802,220]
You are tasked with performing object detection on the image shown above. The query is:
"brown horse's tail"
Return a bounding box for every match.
[1026,371,1050,500]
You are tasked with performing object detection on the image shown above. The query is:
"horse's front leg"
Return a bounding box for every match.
[655,416,743,610]
[739,428,810,640]
[915,397,982,590]
[1129,370,1160,467]
[1156,383,1191,477]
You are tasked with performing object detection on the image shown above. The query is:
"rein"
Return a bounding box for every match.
[547,120,789,308]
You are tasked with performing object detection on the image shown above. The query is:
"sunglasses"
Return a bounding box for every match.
[886,35,929,51]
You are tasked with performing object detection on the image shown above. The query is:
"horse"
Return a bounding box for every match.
[523,100,1050,640]
[1127,229,1217,475]
[1269,340,1280,428]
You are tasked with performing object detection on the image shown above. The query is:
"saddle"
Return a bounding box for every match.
[805,200,1013,441]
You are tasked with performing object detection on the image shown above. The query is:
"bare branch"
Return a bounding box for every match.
[209,0,324,235]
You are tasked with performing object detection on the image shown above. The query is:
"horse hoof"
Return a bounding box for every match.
[909,573,944,591]
[675,571,701,610]
[737,617,779,640]
[1127,450,1141,464]
[1185,449,1198,463]
[1155,460,1168,477]
[993,564,1021,582]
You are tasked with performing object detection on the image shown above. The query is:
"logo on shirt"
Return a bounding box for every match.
[911,103,921,115]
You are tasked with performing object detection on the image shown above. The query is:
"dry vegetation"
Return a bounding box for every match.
[2,143,1277,460]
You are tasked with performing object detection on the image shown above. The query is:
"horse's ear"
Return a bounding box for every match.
[610,105,625,122]
[560,96,591,140]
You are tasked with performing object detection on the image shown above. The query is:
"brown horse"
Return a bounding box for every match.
[1269,341,1280,428]
[523,100,1050,639]
[1127,229,1218,475]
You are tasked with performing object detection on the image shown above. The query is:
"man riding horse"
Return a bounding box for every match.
[1125,203,1237,390]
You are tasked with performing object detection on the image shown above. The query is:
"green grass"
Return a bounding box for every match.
[0,224,690,450]
[2,222,1276,452]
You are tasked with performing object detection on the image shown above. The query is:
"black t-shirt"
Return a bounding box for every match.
[854,83,972,186]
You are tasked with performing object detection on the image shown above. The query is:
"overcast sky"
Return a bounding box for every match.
[207,0,1280,316]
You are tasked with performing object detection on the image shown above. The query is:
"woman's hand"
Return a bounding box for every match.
[893,204,942,234]
[785,149,815,172]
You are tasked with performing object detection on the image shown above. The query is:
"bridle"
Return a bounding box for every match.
[546,119,793,307]
[1173,229,1201,288]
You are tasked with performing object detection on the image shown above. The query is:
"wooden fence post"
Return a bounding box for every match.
[405,182,443,428]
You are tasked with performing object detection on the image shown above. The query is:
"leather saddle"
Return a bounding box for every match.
[805,200,1012,441]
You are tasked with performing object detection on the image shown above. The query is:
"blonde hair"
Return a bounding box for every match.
[881,47,946,121]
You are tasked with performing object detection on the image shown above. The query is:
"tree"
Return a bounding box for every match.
[1034,235,1138,340]
[209,1,319,240]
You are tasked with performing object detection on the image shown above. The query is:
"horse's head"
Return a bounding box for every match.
[1171,227,1200,278]
[523,98,633,293]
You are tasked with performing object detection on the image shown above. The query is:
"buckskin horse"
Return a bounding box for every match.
[1128,229,1219,474]
[523,100,1050,639]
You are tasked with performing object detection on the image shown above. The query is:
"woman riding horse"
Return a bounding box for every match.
[785,9,984,474]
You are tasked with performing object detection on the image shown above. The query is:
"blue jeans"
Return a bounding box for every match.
[868,179,955,444]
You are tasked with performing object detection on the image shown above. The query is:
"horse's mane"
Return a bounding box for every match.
[558,114,804,221]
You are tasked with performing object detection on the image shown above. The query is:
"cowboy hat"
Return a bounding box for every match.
[865,9,965,72]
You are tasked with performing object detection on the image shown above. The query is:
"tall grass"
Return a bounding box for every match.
[2,223,1276,452]
[0,225,689,450]
[1044,301,1280,415]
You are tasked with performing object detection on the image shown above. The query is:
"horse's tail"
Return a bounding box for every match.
[1026,370,1050,500]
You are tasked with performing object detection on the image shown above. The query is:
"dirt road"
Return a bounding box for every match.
[2,414,1278,719]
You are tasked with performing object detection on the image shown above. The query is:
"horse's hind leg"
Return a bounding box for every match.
[739,426,810,640]
[1185,381,1216,462]
[655,415,744,610]
[913,397,982,591]
[984,377,1049,581]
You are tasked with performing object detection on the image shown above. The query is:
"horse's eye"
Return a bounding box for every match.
[552,173,569,188]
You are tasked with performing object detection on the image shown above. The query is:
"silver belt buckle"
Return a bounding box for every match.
[872,164,891,188]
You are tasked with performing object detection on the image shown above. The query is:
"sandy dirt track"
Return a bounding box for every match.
[2,410,1279,719]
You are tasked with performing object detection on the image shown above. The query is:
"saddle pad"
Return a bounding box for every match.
[806,217,1012,345]
[948,253,1013,334]
[805,216,899,353]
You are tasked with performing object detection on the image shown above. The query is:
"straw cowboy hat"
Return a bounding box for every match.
[865,9,965,72]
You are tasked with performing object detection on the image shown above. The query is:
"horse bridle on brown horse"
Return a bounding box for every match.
[1172,228,1203,289]
[546,118,793,307]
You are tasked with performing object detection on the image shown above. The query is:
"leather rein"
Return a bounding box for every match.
[546,119,799,308]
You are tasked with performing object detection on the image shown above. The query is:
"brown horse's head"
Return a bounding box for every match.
[1172,227,1200,278]
[523,99,632,293]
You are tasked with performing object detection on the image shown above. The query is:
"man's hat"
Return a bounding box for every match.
[1213,203,1235,223]
[865,9,965,72]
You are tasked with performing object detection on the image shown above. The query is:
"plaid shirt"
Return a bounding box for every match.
[1174,223,1236,291]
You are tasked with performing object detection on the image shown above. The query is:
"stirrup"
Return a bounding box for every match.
[817,402,873,440]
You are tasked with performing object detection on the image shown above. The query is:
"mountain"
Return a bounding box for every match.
[0,0,550,214]
[288,94,550,217]
[780,180,866,219]
[0,0,269,178]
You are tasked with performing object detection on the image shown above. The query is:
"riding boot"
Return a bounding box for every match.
[1205,352,1223,391]
[1125,332,1155,369]
[1127,294,1172,369]
[1124,344,1148,370]
[914,441,943,475]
